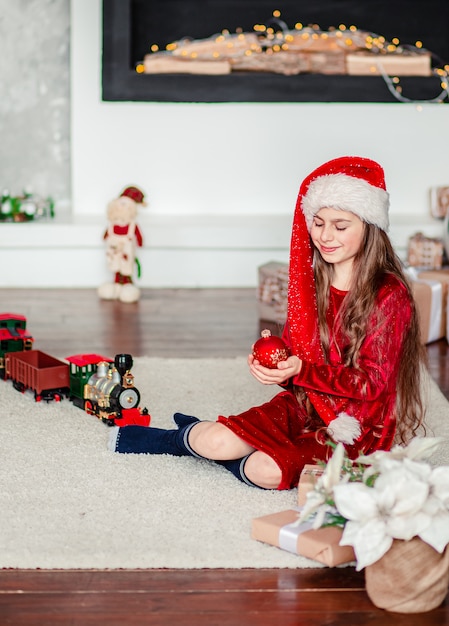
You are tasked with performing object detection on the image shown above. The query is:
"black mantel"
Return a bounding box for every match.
[102,0,449,103]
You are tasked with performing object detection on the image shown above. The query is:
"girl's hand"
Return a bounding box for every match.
[247,353,302,385]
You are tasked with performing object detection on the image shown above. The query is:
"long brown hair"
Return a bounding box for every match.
[313,223,426,443]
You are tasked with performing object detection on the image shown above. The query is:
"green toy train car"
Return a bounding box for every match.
[0,313,34,379]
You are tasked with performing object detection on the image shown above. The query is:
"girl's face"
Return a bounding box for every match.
[310,207,365,271]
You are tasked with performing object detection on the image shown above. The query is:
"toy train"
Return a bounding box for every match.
[1,312,150,428]
[0,312,34,378]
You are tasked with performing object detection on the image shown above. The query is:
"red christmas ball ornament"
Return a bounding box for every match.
[252,329,290,368]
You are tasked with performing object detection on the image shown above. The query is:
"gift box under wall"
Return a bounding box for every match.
[251,509,355,567]
[257,261,289,325]
[407,232,444,270]
[297,464,324,506]
[411,277,446,344]
[417,269,449,342]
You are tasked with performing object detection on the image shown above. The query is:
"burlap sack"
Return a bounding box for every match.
[365,537,449,613]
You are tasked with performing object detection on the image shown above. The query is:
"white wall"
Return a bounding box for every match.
[72,0,449,221]
[2,0,448,289]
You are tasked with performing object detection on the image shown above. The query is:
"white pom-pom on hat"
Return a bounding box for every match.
[326,412,361,445]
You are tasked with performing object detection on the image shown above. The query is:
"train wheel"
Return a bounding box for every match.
[118,387,140,410]
[54,394,61,402]
[84,400,94,415]
[13,380,25,394]
[35,395,42,402]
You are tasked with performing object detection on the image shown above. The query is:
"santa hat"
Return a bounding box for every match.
[120,186,146,206]
[300,156,390,232]
[287,156,389,446]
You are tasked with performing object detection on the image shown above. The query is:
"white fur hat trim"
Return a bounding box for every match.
[326,412,361,445]
[302,173,390,232]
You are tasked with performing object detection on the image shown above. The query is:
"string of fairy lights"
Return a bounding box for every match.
[135,9,449,103]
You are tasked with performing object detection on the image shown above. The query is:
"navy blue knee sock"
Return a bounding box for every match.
[113,414,264,489]
[215,454,261,488]
[113,413,203,457]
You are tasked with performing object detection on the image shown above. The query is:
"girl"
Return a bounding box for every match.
[108,156,426,491]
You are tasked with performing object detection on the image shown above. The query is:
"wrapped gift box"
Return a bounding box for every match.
[258,261,289,325]
[297,464,324,506]
[251,508,355,567]
[429,186,449,220]
[407,232,444,270]
[417,269,449,342]
[409,272,445,344]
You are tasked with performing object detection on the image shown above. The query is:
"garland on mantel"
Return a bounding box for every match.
[136,10,449,104]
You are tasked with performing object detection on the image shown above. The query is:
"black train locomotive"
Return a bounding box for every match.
[68,352,147,425]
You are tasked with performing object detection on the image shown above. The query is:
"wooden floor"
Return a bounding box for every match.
[1,288,448,625]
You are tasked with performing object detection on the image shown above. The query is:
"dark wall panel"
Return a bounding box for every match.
[103,0,449,102]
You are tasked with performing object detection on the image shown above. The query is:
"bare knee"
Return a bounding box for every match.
[244,451,282,490]
[188,421,254,460]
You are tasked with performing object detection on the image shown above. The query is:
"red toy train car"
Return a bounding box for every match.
[5,350,69,402]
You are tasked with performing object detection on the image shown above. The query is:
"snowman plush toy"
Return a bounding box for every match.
[98,186,145,303]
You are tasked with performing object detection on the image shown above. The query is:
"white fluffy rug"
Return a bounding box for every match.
[1,357,448,569]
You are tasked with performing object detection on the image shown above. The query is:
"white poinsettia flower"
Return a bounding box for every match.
[358,437,443,469]
[385,508,431,541]
[421,493,443,517]
[295,437,449,571]
[362,449,436,484]
[297,489,328,525]
[429,466,449,506]
[401,437,444,460]
[296,492,337,529]
[319,443,346,492]
[311,503,339,530]
[374,465,430,513]
[367,468,432,540]
[297,444,346,525]
[418,509,449,552]
[368,466,428,513]
[335,493,395,571]
[403,456,433,478]
[333,482,380,523]
[339,517,394,571]
[333,468,433,568]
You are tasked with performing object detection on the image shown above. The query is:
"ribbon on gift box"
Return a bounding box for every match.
[406,267,443,343]
[419,279,442,343]
[279,511,315,553]
[279,506,341,554]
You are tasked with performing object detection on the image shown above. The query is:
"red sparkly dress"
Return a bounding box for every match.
[217,273,413,490]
